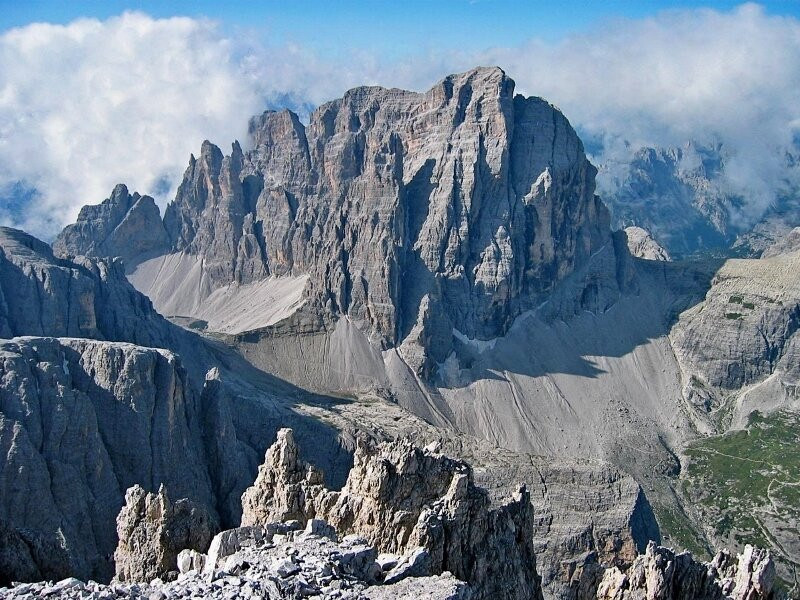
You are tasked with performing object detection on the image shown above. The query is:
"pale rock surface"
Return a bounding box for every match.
[623,227,670,261]
[581,541,775,600]
[240,428,327,526]
[761,226,800,258]
[670,250,800,399]
[176,549,206,574]
[114,484,217,582]
[1,525,470,599]
[240,428,542,600]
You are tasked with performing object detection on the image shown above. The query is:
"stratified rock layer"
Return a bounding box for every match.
[56,67,610,358]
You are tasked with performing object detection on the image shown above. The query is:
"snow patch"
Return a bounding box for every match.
[452,329,498,353]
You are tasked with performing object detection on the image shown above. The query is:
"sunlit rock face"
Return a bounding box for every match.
[56,67,609,356]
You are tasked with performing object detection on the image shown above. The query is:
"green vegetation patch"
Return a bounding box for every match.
[729,295,744,304]
[725,312,743,320]
[682,410,800,558]
[742,302,755,310]
[653,501,709,557]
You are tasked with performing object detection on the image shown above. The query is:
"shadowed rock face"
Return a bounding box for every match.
[55,67,610,359]
[0,226,167,344]
[0,337,214,581]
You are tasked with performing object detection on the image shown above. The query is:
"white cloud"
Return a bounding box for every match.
[0,12,263,238]
[480,3,800,224]
[1,4,798,239]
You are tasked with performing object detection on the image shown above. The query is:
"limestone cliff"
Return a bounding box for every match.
[55,67,610,359]
[53,184,168,265]
[0,337,213,581]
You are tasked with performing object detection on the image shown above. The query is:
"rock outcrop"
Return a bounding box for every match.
[0,337,214,581]
[0,226,188,354]
[0,523,471,599]
[53,184,168,265]
[624,226,670,261]
[761,226,800,258]
[241,428,327,525]
[241,428,542,600]
[671,250,800,396]
[578,542,775,600]
[114,485,217,582]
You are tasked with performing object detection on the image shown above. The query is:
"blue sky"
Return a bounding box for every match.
[1,2,799,238]
[2,1,800,55]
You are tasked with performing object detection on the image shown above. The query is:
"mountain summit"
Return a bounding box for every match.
[56,67,609,358]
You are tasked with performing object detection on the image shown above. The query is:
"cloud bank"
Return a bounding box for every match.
[1,4,798,239]
[0,13,263,237]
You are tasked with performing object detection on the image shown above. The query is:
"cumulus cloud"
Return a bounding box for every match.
[0,12,263,238]
[480,3,800,224]
[1,4,798,239]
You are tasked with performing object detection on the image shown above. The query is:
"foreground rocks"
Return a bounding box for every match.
[0,337,214,581]
[114,485,217,582]
[0,524,470,599]
[0,431,780,600]
[241,429,542,600]
[576,541,775,600]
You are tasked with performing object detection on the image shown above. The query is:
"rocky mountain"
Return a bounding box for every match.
[10,66,800,596]
[55,66,610,356]
[53,184,168,266]
[597,141,800,259]
[0,216,661,599]
[598,143,734,257]
[240,428,541,599]
[0,226,169,345]
[0,226,355,582]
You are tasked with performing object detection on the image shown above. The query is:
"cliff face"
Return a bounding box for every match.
[0,337,212,581]
[56,67,610,355]
[0,227,356,584]
[0,226,176,348]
